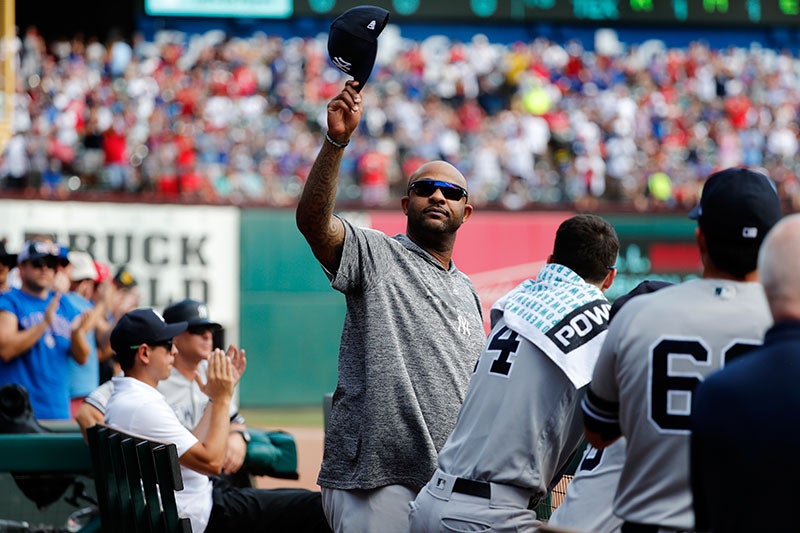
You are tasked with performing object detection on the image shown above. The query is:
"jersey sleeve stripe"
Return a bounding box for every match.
[584,387,619,415]
[582,389,622,441]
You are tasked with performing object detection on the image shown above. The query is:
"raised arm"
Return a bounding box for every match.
[296,80,363,274]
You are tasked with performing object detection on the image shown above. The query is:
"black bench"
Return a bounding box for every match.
[86,424,191,533]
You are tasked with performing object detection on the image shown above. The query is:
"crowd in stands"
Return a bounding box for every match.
[1,25,800,211]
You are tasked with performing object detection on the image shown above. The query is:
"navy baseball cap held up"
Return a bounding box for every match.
[689,167,782,246]
[110,308,187,355]
[327,5,390,91]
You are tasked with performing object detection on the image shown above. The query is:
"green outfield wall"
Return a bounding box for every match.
[237,209,701,407]
[238,209,342,407]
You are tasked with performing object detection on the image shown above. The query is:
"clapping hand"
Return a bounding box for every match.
[195,349,235,403]
[44,293,61,327]
[225,344,247,384]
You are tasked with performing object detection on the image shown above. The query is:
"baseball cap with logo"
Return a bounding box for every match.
[327,5,390,92]
[163,299,222,331]
[110,308,188,357]
[689,167,782,246]
[17,240,61,264]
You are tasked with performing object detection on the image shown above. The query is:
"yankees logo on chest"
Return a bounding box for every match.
[423,280,474,337]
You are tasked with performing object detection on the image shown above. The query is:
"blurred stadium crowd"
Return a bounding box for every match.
[2,25,800,211]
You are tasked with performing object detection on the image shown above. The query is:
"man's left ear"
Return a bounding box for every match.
[137,345,150,366]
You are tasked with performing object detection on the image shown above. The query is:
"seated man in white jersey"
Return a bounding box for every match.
[582,167,782,533]
[547,280,672,533]
[75,299,255,487]
[104,308,330,532]
[408,214,619,532]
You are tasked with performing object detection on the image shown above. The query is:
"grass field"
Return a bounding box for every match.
[240,406,325,428]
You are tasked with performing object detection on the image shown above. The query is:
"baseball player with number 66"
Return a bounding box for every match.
[582,167,782,532]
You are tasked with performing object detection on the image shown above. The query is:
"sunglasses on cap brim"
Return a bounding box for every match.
[407,180,468,201]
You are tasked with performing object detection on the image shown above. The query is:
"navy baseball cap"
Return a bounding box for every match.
[689,167,782,246]
[17,240,61,264]
[110,308,187,355]
[163,299,222,331]
[327,5,390,92]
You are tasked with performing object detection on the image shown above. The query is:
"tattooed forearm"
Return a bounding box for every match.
[296,141,347,272]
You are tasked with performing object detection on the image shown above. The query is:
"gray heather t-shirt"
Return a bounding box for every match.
[317,218,485,491]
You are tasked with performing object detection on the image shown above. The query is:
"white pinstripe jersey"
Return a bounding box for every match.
[587,279,772,529]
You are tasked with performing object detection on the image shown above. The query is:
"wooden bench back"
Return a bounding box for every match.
[86,424,192,533]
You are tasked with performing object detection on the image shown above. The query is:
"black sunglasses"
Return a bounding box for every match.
[187,325,213,336]
[408,180,468,202]
[27,257,59,269]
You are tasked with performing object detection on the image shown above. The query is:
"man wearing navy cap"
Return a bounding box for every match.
[0,240,89,420]
[77,299,256,487]
[583,167,782,532]
[105,308,330,532]
[691,213,800,531]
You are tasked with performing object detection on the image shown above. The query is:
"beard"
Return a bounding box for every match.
[407,205,463,236]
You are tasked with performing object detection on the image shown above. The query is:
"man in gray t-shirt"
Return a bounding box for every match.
[296,80,485,533]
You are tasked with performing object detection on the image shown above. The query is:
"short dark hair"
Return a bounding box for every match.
[551,214,619,284]
[116,347,138,372]
[704,239,760,280]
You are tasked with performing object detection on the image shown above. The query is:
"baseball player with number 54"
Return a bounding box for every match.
[582,167,782,533]
[409,214,619,532]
